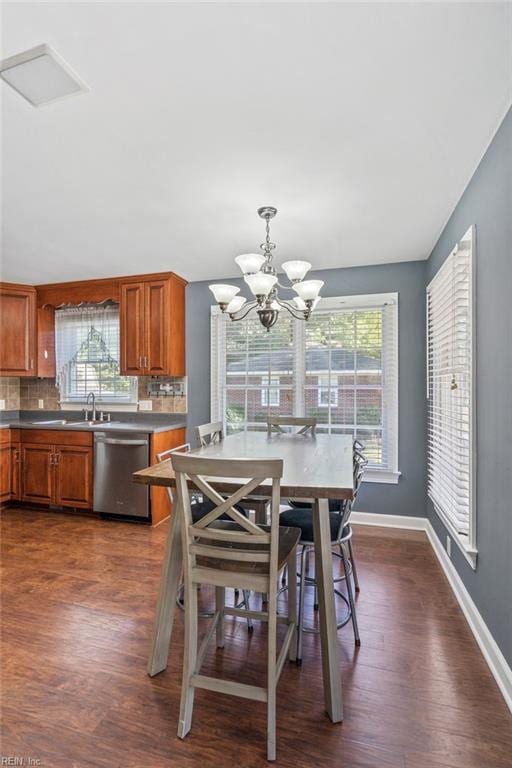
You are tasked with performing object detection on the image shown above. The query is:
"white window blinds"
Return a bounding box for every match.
[427,226,475,554]
[211,293,399,478]
[55,304,137,403]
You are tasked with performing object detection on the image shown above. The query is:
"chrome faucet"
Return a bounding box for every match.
[86,391,97,422]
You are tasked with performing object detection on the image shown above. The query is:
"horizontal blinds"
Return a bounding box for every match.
[211,294,398,472]
[427,243,472,536]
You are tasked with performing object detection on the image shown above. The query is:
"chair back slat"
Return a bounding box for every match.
[189,543,270,563]
[267,416,317,437]
[171,453,282,584]
[189,478,265,535]
[196,421,223,447]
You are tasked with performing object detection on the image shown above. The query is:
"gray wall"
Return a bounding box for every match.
[186,259,427,518]
[426,107,512,667]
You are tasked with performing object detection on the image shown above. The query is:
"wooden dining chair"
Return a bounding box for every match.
[196,421,223,447]
[267,416,317,437]
[171,452,300,761]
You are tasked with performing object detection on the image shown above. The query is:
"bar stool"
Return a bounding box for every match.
[279,443,368,662]
[171,452,300,761]
[156,444,253,630]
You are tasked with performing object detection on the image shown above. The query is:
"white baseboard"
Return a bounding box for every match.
[351,511,512,714]
[425,521,512,713]
[351,511,428,531]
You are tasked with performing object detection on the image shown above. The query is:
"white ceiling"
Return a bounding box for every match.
[1,2,511,285]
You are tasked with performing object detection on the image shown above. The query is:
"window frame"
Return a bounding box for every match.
[317,376,339,408]
[261,376,281,407]
[211,292,400,484]
[426,225,477,568]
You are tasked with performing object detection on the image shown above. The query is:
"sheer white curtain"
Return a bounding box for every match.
[55,303,136,403]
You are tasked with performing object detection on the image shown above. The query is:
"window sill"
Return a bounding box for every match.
[363,470,401,485]
[431,500,478,570]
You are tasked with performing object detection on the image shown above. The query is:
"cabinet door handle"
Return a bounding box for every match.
[29,358,34,370]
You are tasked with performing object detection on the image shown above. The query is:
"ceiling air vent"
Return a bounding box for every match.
[0,44,89,107]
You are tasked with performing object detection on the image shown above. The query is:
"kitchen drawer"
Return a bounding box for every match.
[20,429,93,447]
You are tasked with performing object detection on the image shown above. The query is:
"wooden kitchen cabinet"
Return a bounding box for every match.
[120,274,186,376]
[10,441,21,500]
[21,444,54,505]
[0,431,11,503]
[119,281,145,375]
[19,430,93,509]
[54,445,93,507]
[0,283,36,376]
[37,306,56,378]
[0,429,21,503]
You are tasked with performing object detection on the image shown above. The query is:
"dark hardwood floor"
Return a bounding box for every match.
[1,508,511,768]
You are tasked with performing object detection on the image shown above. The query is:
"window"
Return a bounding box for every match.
[211,293,399,482]
[427,226,476,567]
[261,376,281,407]
[317,376,338,408]
[55,304,137,404]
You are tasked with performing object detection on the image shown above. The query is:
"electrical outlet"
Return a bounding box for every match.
[446,535,452,558]
[0,399,5,410]
[38,399,44,409]
[139,400,153,411]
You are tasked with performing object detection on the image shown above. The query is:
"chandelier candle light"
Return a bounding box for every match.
[209,206,324,331]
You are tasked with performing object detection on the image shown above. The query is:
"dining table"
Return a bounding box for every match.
[133,430,354,723]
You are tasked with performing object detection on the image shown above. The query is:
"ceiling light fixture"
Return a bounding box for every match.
[0,44,88,107]
[210,206,323,331]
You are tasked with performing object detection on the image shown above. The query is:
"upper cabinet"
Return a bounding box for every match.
[0,283,36,376]
[120,274,186,376]
[0,272,186,379]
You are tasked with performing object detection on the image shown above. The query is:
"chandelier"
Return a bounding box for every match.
[209,206,324,331]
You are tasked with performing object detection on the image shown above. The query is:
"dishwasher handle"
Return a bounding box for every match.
[96,438,148,446]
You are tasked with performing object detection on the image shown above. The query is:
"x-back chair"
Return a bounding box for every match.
[267,416,317,437]
[156,444,253,629]
[172,452,300,761]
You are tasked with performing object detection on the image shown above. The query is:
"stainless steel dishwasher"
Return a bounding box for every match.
[93,431,150,520]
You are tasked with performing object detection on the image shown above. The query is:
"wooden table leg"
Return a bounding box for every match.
[312,498,343,722]
[147,502,183,677]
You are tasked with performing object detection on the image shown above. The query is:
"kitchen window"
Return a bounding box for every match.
[55,304,138,404]
[427,226,476,567]
[211,293,399,483]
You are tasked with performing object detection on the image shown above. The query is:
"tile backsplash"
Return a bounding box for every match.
[20,378,60,410]
[137,377,187,413]
[0,377,20,410]
[1,375,187,413]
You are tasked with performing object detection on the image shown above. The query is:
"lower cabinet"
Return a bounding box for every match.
[21,443,53,504]
[0,432,11,503]
[19,430,93,509]
[54,446,92,507]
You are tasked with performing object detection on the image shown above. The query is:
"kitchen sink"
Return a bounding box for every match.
[28,419,71,425]
[28,419,122,427]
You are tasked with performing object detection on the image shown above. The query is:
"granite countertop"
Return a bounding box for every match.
[0,410,187,434]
